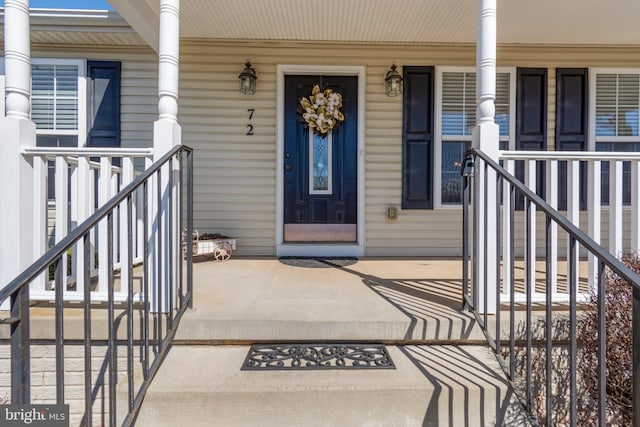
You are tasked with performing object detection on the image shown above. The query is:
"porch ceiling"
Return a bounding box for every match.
[109,0,640,50]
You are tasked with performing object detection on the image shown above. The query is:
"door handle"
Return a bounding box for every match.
[284,164,292,171]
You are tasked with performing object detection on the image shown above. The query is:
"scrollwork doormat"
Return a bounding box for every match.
[241,343,395,370]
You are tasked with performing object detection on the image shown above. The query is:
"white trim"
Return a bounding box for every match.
[0,60,4,117]
[276,64,366,257]
[435,66,515,207]
[308,131,333,195]
[434,67,443,207]
[508,70,517,150]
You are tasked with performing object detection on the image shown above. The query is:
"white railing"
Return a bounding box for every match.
[22,147,154,302]
[499,150,640,302]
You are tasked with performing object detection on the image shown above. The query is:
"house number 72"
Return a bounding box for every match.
[246,108,255,135]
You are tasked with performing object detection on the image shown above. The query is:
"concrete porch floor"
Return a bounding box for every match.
[176,257,485,342]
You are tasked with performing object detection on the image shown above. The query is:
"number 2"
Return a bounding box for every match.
[246,124,254,135]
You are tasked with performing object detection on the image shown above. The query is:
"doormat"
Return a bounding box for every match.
[241,343,395,370]
[278,257,358,268]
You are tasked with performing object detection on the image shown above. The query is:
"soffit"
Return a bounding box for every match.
[29,31,147,46]
[0,8,148,47]
[126,0,640,45]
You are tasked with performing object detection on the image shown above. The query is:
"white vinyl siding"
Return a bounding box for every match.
[22,41,640,257]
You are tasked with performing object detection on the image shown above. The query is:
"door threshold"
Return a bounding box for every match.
[277,243,364,258]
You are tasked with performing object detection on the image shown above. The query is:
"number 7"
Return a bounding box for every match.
[248,108,255,120]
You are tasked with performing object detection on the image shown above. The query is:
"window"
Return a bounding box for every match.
[32,59,86,149]
[592,70,640,205]
[436,68,514,205]
[29,60,86,199]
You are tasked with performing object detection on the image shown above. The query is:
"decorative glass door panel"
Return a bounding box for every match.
[310,131,332,194]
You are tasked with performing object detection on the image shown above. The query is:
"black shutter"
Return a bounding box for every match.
[556,68,588,210]
[402,66,434,209]
[516,68,547,206]
[87,61,121,148]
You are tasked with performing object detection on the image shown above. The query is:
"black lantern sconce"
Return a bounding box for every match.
[239,60,257,95]
[385,62,403,97]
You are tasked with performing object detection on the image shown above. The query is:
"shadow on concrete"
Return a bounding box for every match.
[312,258,480,341]
[400,345,531,426]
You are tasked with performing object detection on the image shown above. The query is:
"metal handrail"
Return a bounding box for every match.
[1,143,194,427]
[463,147,640,427]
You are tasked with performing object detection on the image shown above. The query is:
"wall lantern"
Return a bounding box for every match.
[239,60,257,95]
[384,63,403,97]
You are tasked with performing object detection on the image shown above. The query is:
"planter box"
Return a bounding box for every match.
[183,232,236,261]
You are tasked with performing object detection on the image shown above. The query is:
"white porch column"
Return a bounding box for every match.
[472,0,499,314]
[154,0,181,156]
[0,0,36,295]
[150,0,181,312]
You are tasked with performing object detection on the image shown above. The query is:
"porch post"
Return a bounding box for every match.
[472,0,499,314]
[0,0,36,295]
[150,0,181,312]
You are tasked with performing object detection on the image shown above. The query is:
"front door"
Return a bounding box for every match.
[283,75,358,242]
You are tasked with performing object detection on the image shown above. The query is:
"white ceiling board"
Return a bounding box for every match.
[114,0,640,45]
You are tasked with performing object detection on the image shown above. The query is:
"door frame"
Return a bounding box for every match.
[276,64,366,257]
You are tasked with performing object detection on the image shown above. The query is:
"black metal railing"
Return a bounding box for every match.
[462,147,640,426]
[0,144,194,426]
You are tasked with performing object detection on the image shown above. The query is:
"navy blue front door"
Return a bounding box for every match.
[283,75,358,242]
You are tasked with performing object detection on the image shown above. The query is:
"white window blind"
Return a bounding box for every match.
[596,73,639,138]
[32,64,79,131]
[495,73,510,136]
[441,72,510,138]
[442,72,476,136]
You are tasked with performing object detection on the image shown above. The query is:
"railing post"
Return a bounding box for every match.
[55,156,70,293]
[32,155,48,293]
[120,157,135,299]
[588,160,602,292]
[462,155,473,309]
[98,157,113,297]
[525,160,537,299]
[546,159,558,294]
[567,160,580,294]
[473,0,499,315]
[151,0,182,313]
[610,160,623,256]
[502,159,514,300]
[0,0,35,310]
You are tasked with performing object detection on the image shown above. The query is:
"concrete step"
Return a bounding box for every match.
[177,258,486,342]
[134,345,530,427]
